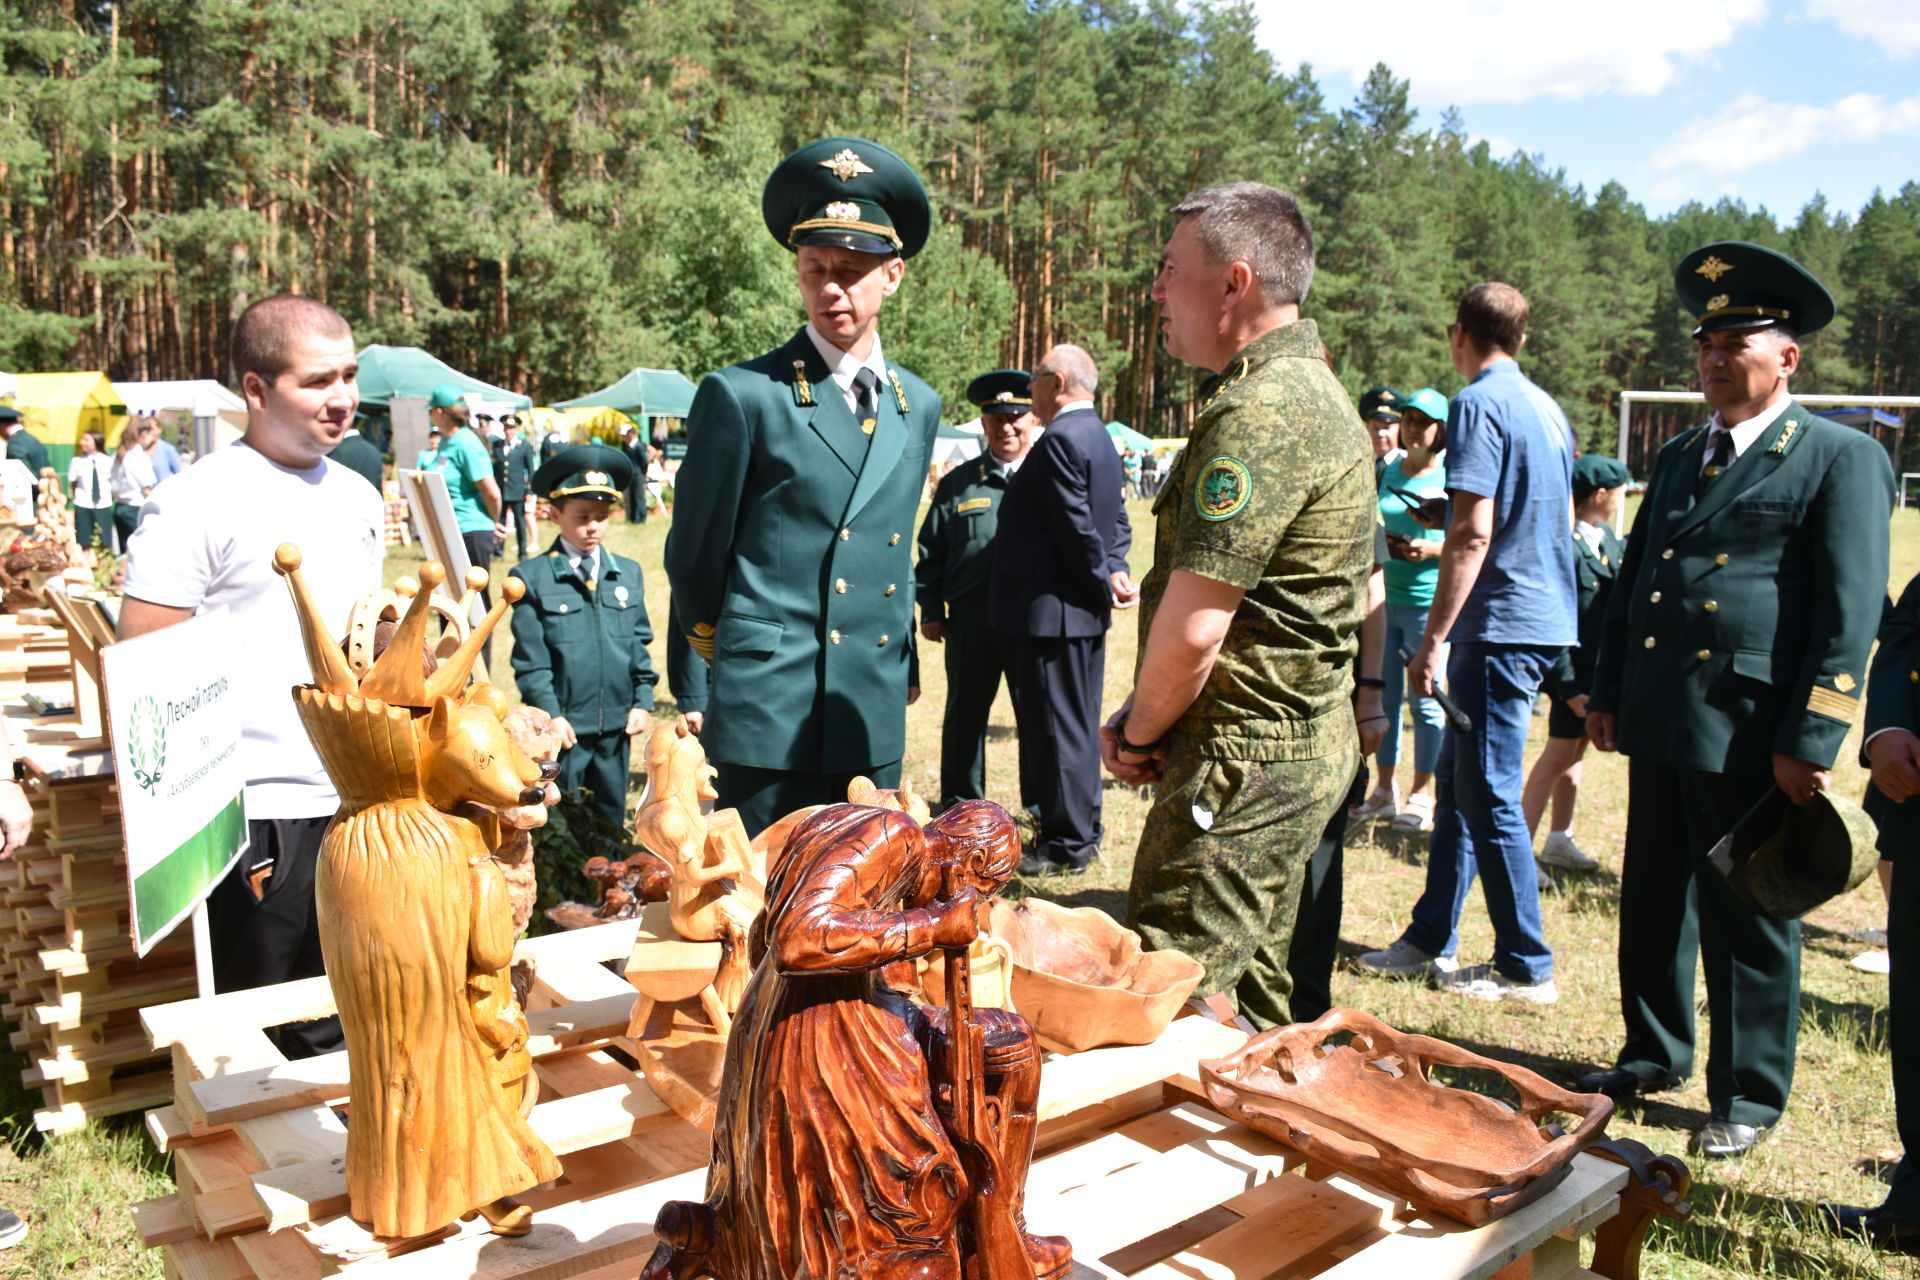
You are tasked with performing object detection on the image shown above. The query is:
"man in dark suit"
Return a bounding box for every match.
[666,137,940,838]
[494,414,536,559]
[1825,572,1920,1252]
[990,343,1133,875]
[619,425,649,524]
[1585,241,1894,1159]
[327,425,385,495]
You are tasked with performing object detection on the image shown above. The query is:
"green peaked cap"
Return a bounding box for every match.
[1675,241,1834,337]
[763,136,931,259]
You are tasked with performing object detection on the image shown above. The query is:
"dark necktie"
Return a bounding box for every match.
[853,368,879,435]
[582,550,597,593]
[90,460,100,503]
[1696,428,1733,498]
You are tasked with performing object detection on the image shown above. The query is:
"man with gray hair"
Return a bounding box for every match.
[989,343,1134,875]
[1103,182,1373,1029]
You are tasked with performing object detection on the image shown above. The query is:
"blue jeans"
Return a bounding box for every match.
[1380,602,1446,774]
[1401,642,1556,983]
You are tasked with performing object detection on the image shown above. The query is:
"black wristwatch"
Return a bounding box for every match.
[1114,712,1168,757]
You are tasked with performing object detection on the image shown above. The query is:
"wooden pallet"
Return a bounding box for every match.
[130,917,1677,1280]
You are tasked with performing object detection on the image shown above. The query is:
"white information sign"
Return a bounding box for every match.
[103,607,249,956]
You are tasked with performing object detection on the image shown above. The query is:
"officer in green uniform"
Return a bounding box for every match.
[1359,384,1405,479]
[1826,573,1920,1252]
[494,414,536,559]
[665,136,941,838]
[1106,182,1373,1030]
[0,407,49,508]
[916,370,1036,811]
[1585,242,1894,1158]
[508,443,658,824]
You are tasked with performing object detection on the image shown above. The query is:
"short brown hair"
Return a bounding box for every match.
[1455,283,1529,356]
[230,294,352,384]
[1171,182,1316,306]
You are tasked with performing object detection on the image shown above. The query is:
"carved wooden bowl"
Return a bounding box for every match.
[987,898,1203,1052]
[1200,1008,1614,1226]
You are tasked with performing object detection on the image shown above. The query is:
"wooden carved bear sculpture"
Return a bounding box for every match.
[274,546,561,1241]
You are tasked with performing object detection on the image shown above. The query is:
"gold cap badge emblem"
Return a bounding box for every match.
[584,470,609,486]
[1695,255,1734,282]
[820,149,873,182]
[994,390,1014,402]
[1706,293,1730,312]
[824,200,860,219]
[1836,673,1856,693]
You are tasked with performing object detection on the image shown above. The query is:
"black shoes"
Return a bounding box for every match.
[1015,853,1094,878]
[1575,1066,1684,1102]
[1821,1203,1920,1254]
[1693,1120,1771,1159]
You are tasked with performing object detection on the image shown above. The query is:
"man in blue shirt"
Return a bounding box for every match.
[1358,282,1576,1003]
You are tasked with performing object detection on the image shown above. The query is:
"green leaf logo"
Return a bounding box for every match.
[129,695,166,794]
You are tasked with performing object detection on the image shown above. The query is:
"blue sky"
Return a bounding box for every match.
[1249,1,1918,221]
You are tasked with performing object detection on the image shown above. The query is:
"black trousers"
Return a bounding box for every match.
[1012,633,1104,869]
[714,759,902,843]
[1888,858,1920,1218]
[74,505,109,551]
[627,481,647,524]
[204,815,342,1059]
[937,598,1020,811]
[1287,765,1366,1024]
[1615,758,1800,1127]
[502,494,531,558]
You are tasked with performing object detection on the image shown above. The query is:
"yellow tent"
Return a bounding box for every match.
[10,372,129,470]
[525,405,638,446]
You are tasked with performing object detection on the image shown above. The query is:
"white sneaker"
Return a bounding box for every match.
[1357,938,1459,979]
[1539,832,1600,871]
[1442,964,1559,1005]
[1852,950,1892,975]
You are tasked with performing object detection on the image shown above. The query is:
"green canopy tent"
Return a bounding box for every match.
[556,368,698,420]
[354,345,531,409]
[1107,421,1153,451]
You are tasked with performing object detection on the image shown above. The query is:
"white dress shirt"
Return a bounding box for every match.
[804,323,889,416]
[1700,393,1791,474]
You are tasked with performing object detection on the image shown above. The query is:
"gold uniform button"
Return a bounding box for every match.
[1911,670,1918,683]
[838,528,850,541]
[1650,591,1662,603]
[1697,649,1712,661]
[1704,600,1718,613]
[1715,553,1729,566]
[1644,636,1656,649]
[829,630,842,644]
[877,635,890,647]
[1661,549,1674,560]
[834,579,848,594]
[885,584,897,596]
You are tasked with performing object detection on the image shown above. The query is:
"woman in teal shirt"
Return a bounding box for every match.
[1354,388,1449,831]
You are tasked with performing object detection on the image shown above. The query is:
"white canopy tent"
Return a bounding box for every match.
[0,370,16,400]
[114,379,248,457]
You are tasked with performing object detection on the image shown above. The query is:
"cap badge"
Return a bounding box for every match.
[584,470,609,486]
[1835,673,1856,693]
[820,149,873,182]
[994,390,1014,402]
[1706,293,1729,312]
[824,200,860,220]
[1695,255,1734,282]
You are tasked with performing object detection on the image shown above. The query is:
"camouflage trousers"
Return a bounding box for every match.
[1126,733,1358,1030]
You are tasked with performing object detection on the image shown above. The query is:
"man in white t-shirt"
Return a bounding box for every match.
[122,294,384,1057]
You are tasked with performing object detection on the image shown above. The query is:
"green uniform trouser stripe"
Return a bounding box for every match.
[132,792,247,945]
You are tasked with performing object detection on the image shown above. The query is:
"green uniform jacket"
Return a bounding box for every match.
[508,541,658,736]
[915,452,1010,621]
[328,432,385,495]
[1589,401,1893,774]
[7,430,49,482]
[1542,522,1624,703]
[496,437,535,502]
[1865,574,1919,859]
[665,328,940,773]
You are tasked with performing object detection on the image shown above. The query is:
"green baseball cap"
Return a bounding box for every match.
[1571,454,1631,497]
[1675,241,1834,338]
[532,443,633,502]
[967,369,1033,415]
[1358,385,1405,422]
[1402,387,1449,423]
[427,384,469,409]
[762,136,931,259]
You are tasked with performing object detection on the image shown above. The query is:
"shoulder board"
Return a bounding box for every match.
[889,368,910,413]
[791,359,814,407]
[1198,357,1252,417]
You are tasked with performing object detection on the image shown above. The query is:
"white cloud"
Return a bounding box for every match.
[1654,89,1920,174]
[1251,0,1767,105]
[1470,133,1520,156]
[1806,0,1920,59]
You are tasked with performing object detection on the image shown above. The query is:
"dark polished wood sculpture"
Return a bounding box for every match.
[641,799,1072,1280]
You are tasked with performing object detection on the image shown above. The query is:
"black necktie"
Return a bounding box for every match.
[582,550,597,593]
[90,460,100,503]
[853,368,879,435]
[1696,428,1733,498]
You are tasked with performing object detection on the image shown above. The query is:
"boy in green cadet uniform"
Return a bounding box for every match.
[1585,241,1894,1159]
[509,444,658,824]
[916,369,1036,811]
[665,136,941,838]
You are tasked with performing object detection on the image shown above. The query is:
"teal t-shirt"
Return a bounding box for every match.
[436,430,496,534]
[1379,455,1447,607]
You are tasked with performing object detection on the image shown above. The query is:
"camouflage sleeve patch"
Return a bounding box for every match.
[1195,456,1252,521]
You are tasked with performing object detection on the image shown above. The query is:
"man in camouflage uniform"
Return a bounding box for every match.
[1105,182,1373,1030]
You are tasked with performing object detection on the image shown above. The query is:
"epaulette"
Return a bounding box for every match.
[792,360,814,407]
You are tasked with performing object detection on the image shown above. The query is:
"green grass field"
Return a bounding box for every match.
[5,495,1918,1277]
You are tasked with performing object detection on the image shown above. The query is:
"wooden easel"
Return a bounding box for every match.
[40,588,114,749]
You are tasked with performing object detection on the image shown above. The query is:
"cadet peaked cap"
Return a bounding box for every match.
[1723,788,1878,920]
[1676,241,1834,338]
[1401,387,1449,423]
[1572,454,1631,496]
[0,406,19,424]
[427,384,469,409]
[1358,385,1405,422]
[763,136,931,259]
[532,443,632,503]
[968,369,1033,415]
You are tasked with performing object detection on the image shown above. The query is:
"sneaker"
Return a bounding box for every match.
[1853,950,1892,975]
[1539,832,1600,871]
[1357,938,1459,979]
[1442,964,1559,1005]
[1854,927,1890,947]
[0,1207,24,1250]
